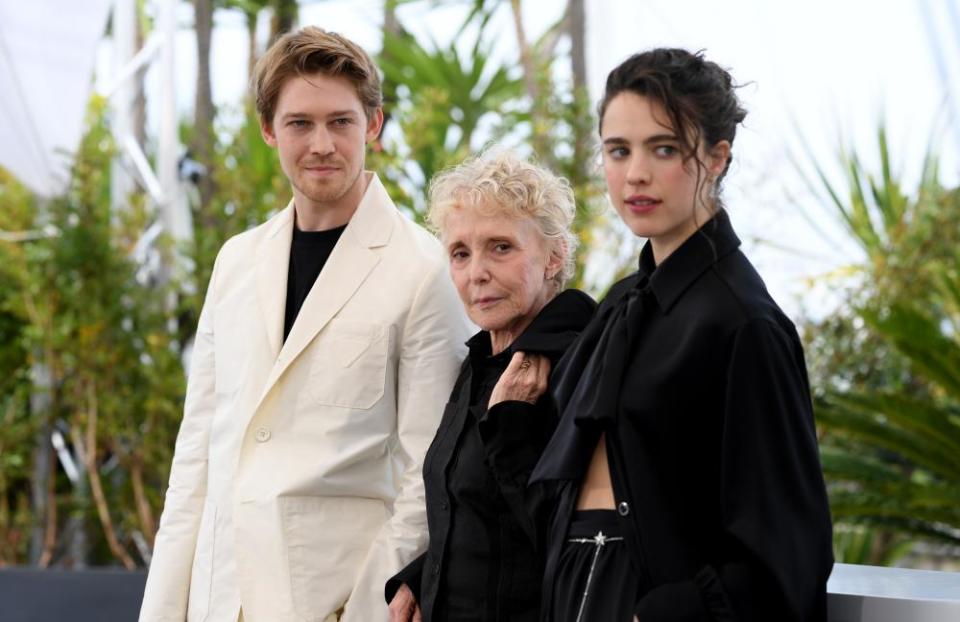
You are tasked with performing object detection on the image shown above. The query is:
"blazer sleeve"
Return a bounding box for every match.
[342,261,471,622]
[384,551,426,605]
[139,250,223,622]
[633,318,834,622]
[478,398,558,547]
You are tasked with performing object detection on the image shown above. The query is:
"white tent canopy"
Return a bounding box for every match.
[0,0,113,197]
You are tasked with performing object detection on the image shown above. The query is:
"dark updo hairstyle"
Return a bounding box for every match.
[599,48,747,190]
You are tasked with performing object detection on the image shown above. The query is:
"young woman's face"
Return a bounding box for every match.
[600,92,729,264]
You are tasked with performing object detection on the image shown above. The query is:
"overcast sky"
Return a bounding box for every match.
[111,0,960,321]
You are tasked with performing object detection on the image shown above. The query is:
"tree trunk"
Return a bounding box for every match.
[247,10,259,84]
[565,0,593,288]
[130,455,156,546]
[568,0,586,93]
[133,3,148,149]
[509,0,552,160]
[27,361,52,566]
[192,0,216,209]
[0,400,19,564]
[65,426,90,569]
[37,449,57,567]
[510,0,538,104]
[384,0,400,37]
[269,0,298,43]
[566,0,591,180]
[82,381,136,570]
[378,0,402,139]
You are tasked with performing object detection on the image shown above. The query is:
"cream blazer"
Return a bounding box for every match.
[139,174,472,622]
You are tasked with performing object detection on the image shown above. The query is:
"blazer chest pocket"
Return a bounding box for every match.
[305,320,388,409]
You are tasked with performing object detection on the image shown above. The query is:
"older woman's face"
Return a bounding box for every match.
[444,206,559,336]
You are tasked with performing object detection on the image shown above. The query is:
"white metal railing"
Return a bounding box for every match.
[828,563,960,621]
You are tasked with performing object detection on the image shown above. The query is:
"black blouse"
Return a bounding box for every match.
[386,289,596,622]
[532,210,834,621]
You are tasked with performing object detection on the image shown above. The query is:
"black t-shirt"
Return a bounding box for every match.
[283,224,346,341]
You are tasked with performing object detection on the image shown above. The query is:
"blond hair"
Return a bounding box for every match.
[428,150,578,288]
[253,26,382,127]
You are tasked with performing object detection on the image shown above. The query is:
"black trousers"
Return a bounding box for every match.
[552,510,638,622]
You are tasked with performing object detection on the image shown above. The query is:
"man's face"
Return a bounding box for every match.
[261,72,383,214]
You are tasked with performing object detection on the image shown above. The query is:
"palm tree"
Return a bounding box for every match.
[374,1,605,290]
[375,16,524,220]
[803,130,960,559]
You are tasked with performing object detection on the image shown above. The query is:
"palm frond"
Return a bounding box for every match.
[863,304,960,400]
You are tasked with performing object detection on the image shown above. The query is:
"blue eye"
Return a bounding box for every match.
[654,145,678,157]
[606,146,629,159]
[493,243,511,253]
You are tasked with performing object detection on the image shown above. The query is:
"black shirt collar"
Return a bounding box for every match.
[465,289,596,363]
[292,223,347,242]
[638,208,741,313]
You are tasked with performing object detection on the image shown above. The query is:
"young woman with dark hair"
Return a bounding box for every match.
[530,48,834,622]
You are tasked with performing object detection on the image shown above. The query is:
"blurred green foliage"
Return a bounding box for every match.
[0,0,607,567]
[800,130,960,565]
[0,98,185,566]
[10,0,957,573]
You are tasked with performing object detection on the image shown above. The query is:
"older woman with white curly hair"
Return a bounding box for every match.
[385,150,596,622]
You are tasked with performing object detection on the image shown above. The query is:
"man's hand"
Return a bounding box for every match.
[488,351,550,408]
[388,584,422,622]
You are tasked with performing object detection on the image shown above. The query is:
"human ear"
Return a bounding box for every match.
[260,117,278,148]
[365,107,384,143]
[706,140,731,179]
[544,243,566,281]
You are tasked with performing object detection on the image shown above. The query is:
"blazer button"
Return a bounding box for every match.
[440,501,449,510]
[255,427,271,442]
[617,501,630,516]
[433,563,441,576]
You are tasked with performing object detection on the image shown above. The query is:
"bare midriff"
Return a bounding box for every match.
[576,432,616,509]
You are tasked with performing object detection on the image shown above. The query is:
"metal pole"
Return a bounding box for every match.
[110,0,137,214]
[157,0,192,249]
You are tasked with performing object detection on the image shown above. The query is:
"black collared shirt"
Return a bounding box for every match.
[387,289,596,622]
[534,210,834,621]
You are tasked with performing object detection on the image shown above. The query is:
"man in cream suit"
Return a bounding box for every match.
[139,27,471,622]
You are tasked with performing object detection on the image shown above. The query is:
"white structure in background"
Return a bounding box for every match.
[105,0,193,251]
[828,563,960,621]
[0,0,191,257]
[0,0,113,197]
[2,0,192,566]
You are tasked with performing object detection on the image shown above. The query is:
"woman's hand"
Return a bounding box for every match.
[388,584,421,622]
[489,351,550,408]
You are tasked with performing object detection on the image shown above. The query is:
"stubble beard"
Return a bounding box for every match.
[294,160,362,207]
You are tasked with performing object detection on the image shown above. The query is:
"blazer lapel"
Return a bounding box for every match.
[257,173,397,401]
[255,204,295,361]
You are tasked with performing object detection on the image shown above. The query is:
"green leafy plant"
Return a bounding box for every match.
[801,129,960,562]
